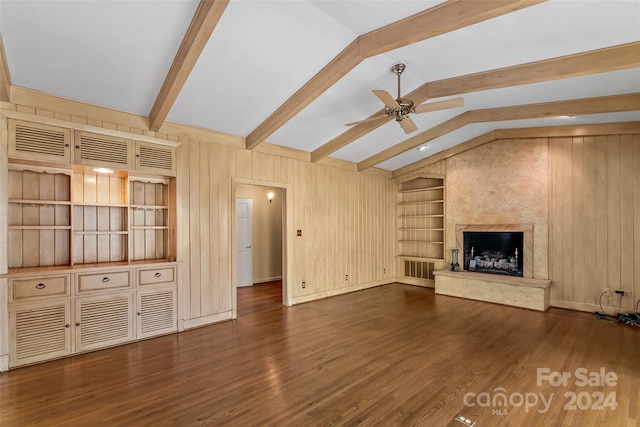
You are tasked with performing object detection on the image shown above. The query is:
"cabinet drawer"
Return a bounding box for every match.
[138,266,176,286]
[11,275,70,301]
[77,271,131,292]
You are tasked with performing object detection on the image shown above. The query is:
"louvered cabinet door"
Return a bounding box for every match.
[8,120,72,163]
[75,292,135,352]
[73,131,134,170]
[135,141,176,176]
[9,299,72,367]
[136,287,177,339]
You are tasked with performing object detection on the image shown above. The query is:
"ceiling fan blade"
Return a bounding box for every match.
[398,116,418,134]
[373,90,400,109]
[413,97,465,114]
[344,115,387,126]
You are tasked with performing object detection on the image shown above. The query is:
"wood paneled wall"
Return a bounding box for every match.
[549,134,640,311]
[1,99,396,331]
[177,138,396,324]
[396,129,640,312]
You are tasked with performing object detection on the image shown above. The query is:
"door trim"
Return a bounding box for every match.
[231,178,291,319]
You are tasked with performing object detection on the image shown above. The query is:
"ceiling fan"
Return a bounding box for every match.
[346,63,464,134]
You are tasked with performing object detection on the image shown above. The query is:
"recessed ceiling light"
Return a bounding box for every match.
[558,115,574,118]
[93,167,114,174]
[418,146,427,151]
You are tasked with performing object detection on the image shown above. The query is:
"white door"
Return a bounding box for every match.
[236,198,253,287]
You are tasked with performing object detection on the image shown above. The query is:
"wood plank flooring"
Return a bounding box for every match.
[1,284,638,426]
[237,281,283,317]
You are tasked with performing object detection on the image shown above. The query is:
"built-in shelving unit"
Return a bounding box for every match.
[397,175,445,286]
[4,118,179,369]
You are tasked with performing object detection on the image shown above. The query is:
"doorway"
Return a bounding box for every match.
[233,182,287,317]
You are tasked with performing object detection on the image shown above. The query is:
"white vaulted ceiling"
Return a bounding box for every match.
[1,0,639,173]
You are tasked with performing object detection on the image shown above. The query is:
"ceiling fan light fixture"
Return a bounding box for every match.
[344,62,464,134]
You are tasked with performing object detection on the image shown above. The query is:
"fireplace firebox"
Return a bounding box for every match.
[463,231,524,277]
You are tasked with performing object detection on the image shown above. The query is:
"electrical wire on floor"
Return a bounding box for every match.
[596,294,640,328]
[594,292,640,327]
[617,298,640,328]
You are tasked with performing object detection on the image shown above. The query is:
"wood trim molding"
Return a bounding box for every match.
[246,0,544,151]
[1,108,181,147]
[312,42,640,163]
[149,0,229,132]
[392,121,640,178]
[392,131,497,178]
[6,87,247,148]
[494,121,640,139]
[10,86,151,130]
[359,93,640,171]
[0,33,10,102]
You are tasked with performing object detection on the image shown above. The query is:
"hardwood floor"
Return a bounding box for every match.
[237,280,283,317]
[1,284,638,426]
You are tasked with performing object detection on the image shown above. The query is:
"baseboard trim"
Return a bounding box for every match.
[183,311,233,330]
[550,299,633,314]
[254,276,283,285]
[395,277,434,288]
[288,278,395,305]
[0,354,8,373]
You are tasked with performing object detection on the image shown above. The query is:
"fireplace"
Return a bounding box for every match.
[456,224,534,278]
[463,231,523,277]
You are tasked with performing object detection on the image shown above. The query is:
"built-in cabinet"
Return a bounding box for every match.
[4,118,179,368]
[397,175,445,286]
[8,265,177,367]
[9,119,176,176]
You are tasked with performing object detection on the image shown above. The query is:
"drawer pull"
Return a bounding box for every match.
[75,322,80,327]
[154,272,162,278]
[137,312,141,316]
[65,324,70,328]
[36,283,46,289]
[102,277,110,283]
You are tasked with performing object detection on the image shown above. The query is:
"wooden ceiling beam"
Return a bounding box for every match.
[246,0,545,151]
[425,41,640,99]
[246,41,362,150]
[0,32,11,102]
[149,0,229,132]
[357,93,640,171]
[358,0,545,57]
[312,42,640,163]
[392,121,640,178]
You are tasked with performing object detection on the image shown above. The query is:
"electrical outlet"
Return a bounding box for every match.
[601,288,610,297]
[302,281,306,288]
[383,268,386,275]
[345,274,349,281]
